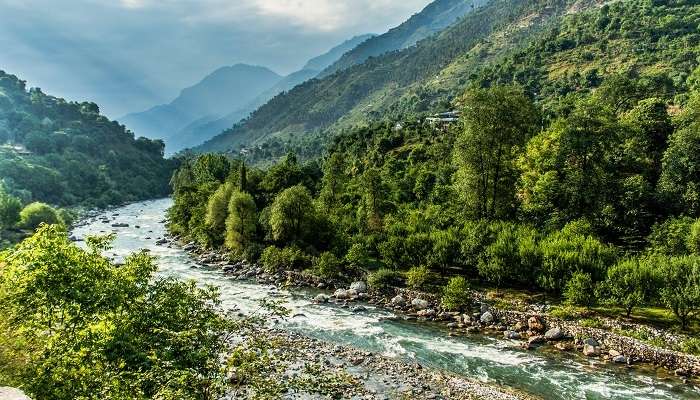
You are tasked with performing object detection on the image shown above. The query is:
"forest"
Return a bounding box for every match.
[170,73,700,335]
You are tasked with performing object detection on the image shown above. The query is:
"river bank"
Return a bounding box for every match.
[71,199,700,399]
[167,234,700,382]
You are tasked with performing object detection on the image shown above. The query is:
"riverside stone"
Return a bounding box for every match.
[0,388,31,400]
[480,311,494,324]
[545,327,565,341]
[350,281,368,293]
[412,298,429,310]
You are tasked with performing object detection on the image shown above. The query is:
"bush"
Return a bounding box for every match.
[367,268,404,291]
[605,257,658,316]
[441,276,471,311]
[658,255,700,330]
[538,226,616,293]
[479,223,540,287]
[19,202,63,231]
[0,188,22,229]
[564,271,597,308]
[260,246,311,273]
[648,217,694,255]
[312,252,343,280]
[406,266,432,290]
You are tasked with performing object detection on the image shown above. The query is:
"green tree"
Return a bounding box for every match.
[0,186,21,230]
[564,271,597,308]
[0,225,230,399]
[659,256,700,330]
[205,182,235,247]
[19,202,62,231]
[441,276,471,311]
[605,258,658,317]
[269,185,316,244]
[454,85,538,220]
[225,191,258,254]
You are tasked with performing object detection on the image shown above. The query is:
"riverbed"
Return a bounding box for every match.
[71,198,700,400]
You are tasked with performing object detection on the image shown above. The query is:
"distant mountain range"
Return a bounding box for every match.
[120,34,375,153]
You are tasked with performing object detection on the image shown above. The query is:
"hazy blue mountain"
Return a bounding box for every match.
[320,0,486,77]
[119,64,281,152]
[173,35,375,152]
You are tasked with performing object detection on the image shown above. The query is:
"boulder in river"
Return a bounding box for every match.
[391,295,406,306]
[350,281,367,293]
[545,327,565,341]
[480,311,494,324]
[504,330,521,340]
[411,298,429,310]
[528,316,545,332]
[314,294,330,303]
[334,289,349,299]
[583,338,601,356]
[111,223,129,228]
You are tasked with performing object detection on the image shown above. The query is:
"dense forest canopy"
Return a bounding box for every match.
[0,70,177,208]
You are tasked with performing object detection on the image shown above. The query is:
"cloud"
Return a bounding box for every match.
[0,0,432,117]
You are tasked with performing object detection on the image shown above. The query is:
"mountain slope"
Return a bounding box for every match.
[319,0,488,77]
[197,0,700,160]
[120,64,281,151]
[0,70,176,207]
[175,35,375,152]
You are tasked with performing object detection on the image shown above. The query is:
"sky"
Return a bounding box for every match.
[0,0,432,118]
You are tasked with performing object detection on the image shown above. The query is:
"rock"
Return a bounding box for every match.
[480,311,494,324]
[411,298,430,310]
[514,320,527,332]
[554,342,573,351]
[583,338,601,357]
[528,335,546,346]
[612,355,628,364]
[0,387,32,400]
[111,223,129,228]
[480,303,491,313]
[156,239,168,245]
[417,309,436,318]
[528,316,545,332]
[346,289,358,298]
[504,330,521,340]
[391,295,406,306]
[351,305,367,313]
[334,289,348,299]
[350,281,368,293]
[545,327,565,341]
[462,314,472,324]
[609,349,621,358]
[314,294,330,303]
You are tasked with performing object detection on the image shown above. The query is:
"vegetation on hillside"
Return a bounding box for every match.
[171,72,700,331]
[0,70,176,208]
[198,0,700,168]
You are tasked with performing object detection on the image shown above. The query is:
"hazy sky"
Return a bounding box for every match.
[0,0,432,117]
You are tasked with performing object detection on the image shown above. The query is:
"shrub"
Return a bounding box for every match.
[605,257,659,316]
[406,266,432,290]
[19,202,63,231]
[313,252,343,280]
[680,337,700,356]
[480,223,540,287]
[538,226,616,293]
[441,276,471,311]
[658,255,700,330]
[564,271,597,308]
[367,268,404,291]
[259,246,311,273]
[225,191,257,253]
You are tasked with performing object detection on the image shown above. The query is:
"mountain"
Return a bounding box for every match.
[173,34,375,152]
[0,70,176,208]
[196,0,700,161]
[319,0,488,77]
[120,64,282,152]
[304,34,376,71]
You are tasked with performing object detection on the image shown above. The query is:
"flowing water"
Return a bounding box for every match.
[72,199,700,400]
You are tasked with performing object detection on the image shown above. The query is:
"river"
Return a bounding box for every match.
[71,198,700,400]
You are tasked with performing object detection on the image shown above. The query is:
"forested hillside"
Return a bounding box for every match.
[0,70,176,208]
[319,0,487,77]
[197,0,700,164]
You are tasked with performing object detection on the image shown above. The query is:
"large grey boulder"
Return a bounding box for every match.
[391,295,406,306]
[480,311,494,324]
[545,327,565,341]
[0,388,32,400]
[350,281,368,293]
[411,298,430,310]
